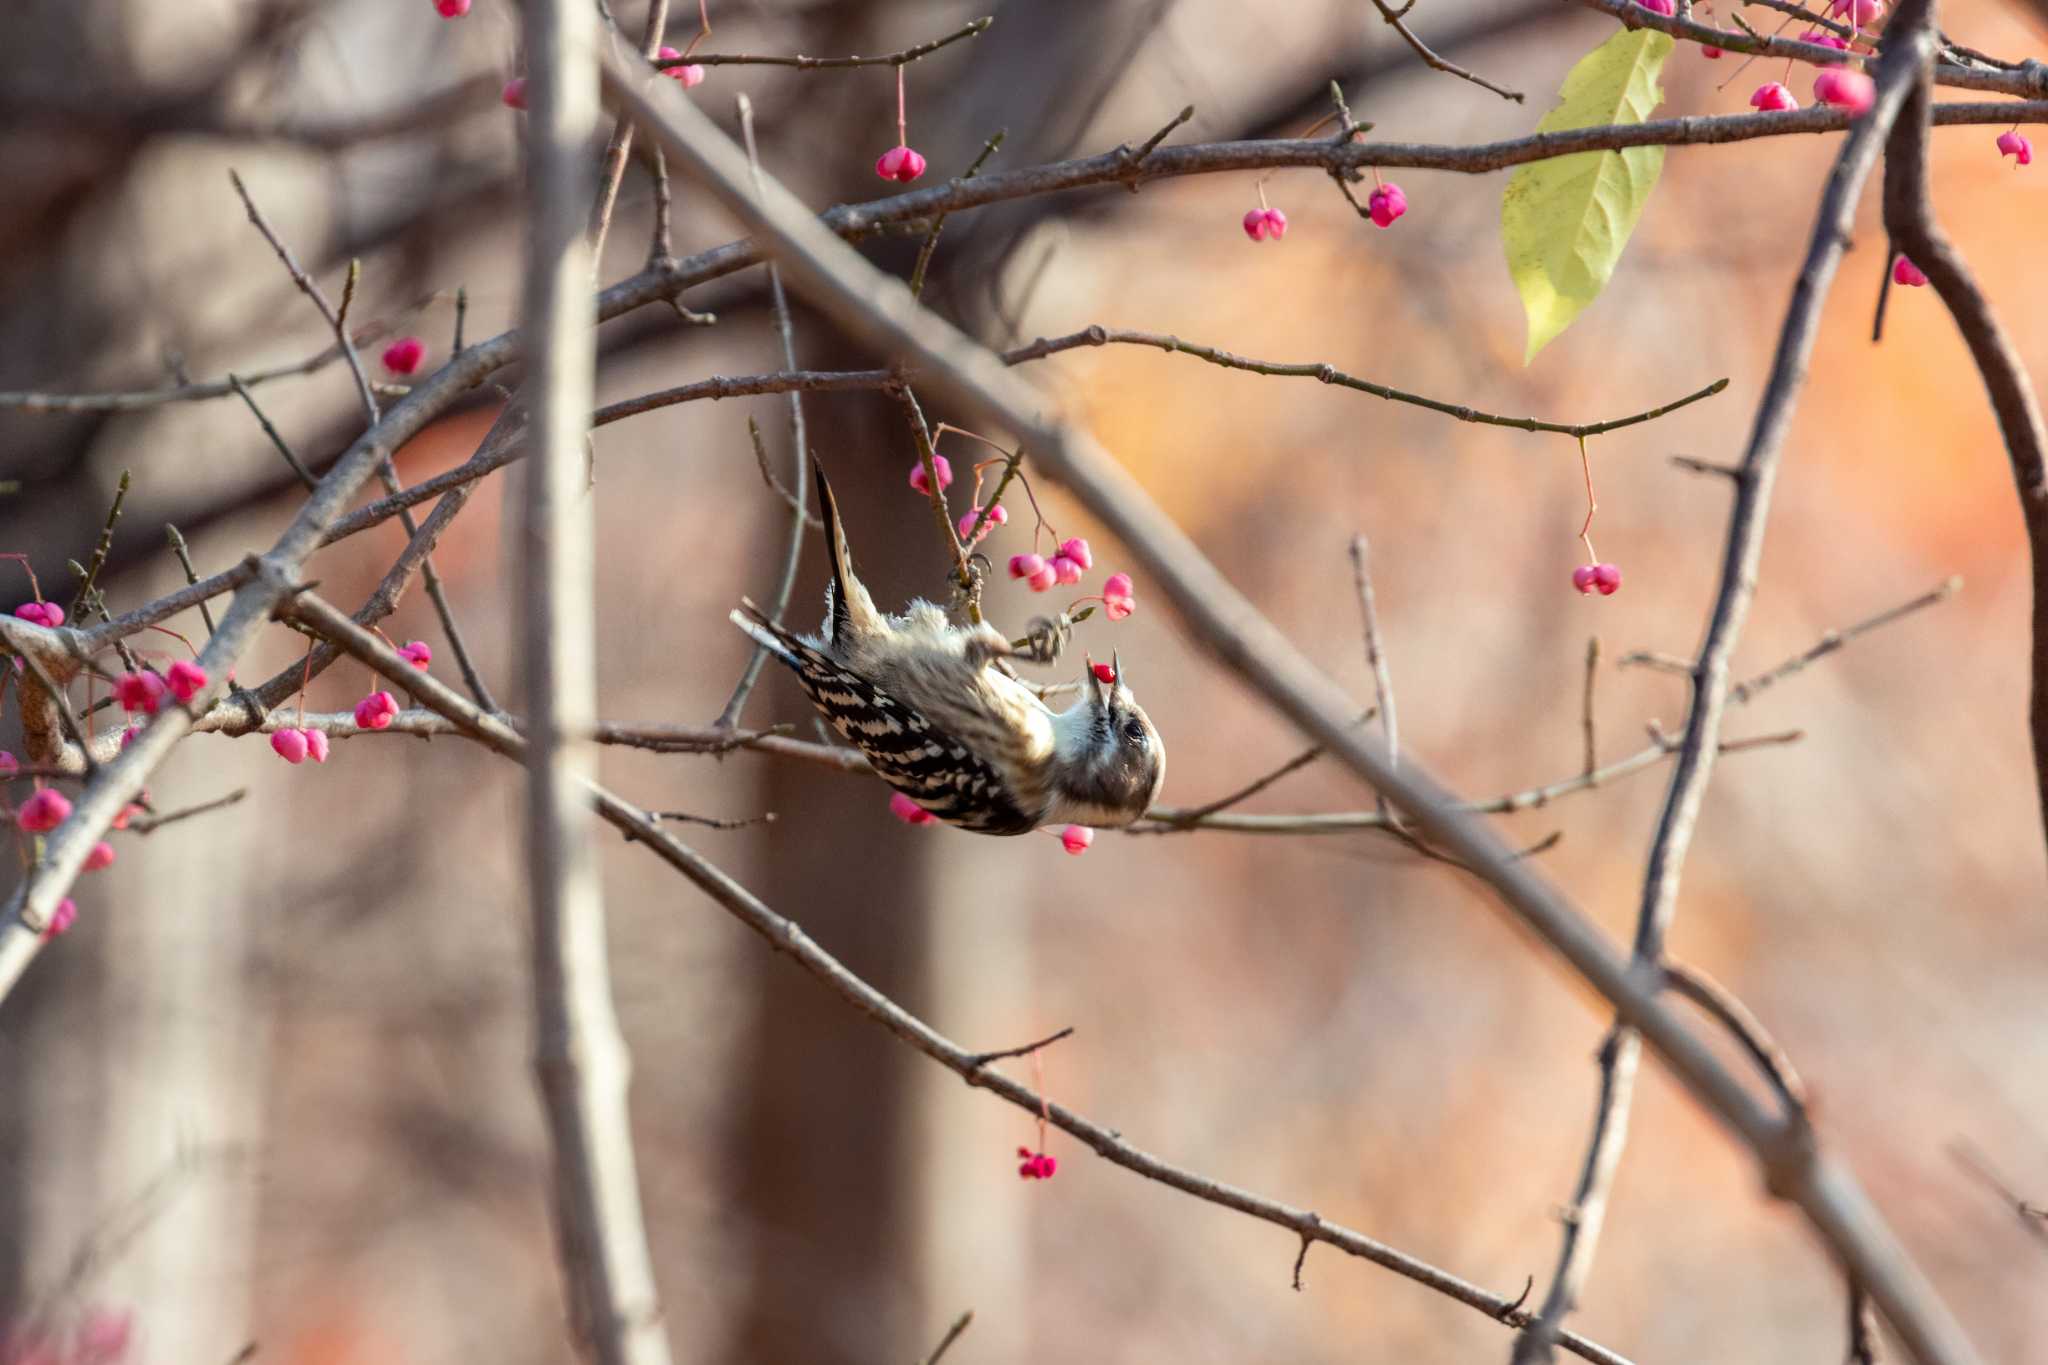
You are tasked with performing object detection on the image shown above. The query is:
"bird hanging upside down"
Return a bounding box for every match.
[731,468,1165,834]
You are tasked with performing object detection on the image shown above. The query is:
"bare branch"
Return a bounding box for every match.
[655,16,992,69]
[1369,0,1525,102]
[521,3,672,1360]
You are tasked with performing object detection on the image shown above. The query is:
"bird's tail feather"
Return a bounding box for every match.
[813,463,864,644]
[729,598,801,668]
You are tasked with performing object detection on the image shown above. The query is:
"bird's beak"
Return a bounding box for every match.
[1111,650,1125,691]
[1085,653,1109,707]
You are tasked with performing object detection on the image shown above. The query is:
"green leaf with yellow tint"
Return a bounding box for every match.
[1501,28,1674,363]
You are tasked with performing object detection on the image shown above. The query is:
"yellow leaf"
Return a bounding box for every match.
[1501,28,1674,364]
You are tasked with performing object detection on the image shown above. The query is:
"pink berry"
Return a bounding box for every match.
[502,77,528,110]
[1893,256,1928,287]
[909,454,953,496]
[1813,69,1874,114]
[1750,82,1798,112]
[114,671,167,716]
[1999,130,2033,166]
[353,691,399,730]
[1058,537,1093,572]
[382,337,426,376]
[888,791,936,826]
[399,640,433,669]
[1701,44,1723,57]
[82,841,114,872]
[14,601,65,629]
[304,728,331,764]
[1800,29,1852,51]
[270,728,309,764]
[1060,824,1093,855]
[45,898,77,939]
[1572,564,1599,594]
[656,47,706,87]
[434,0,470,15]
[1827,0,1882,23]
[165,659,208,702]
[875,145,928,183]
[1592,563,1622,596]
[1638,0,1675,13]
[1263,208,1288,240]
[1027,564,1059,592]
[1050,555,1084,587]
[1367,183,1407,229]
[1102,572,1136,620]
[17,788,71,833]
[118,726,140,750]
[1242,208,1270,242]
[1009,553,1046,581]
[1091,662,1116,684]
[111,802,142,830]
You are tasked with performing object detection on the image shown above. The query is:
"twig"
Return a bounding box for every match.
[597,50,1985,1365]
[228,374,316,489]
[124,788,248,834]
[1002,327,1727,438]
[1731,577,1962,703]
[1369,0,1526,102]
[893,386,976,590]
[646,808,775,830]
[1515,11,1950,1362]
[1152,740,1332,827]
[963,1025,1076,1070]
[656,16,993,69]
[1849,1282,1882,1364]
[1670,453,1742,478]
[1349,534,1397,776]
[1662,959,1805,1110]
[909,130,1006,300]
[65,471,131,619]
[717,93,812,729]
[1581,637,1600,779]
[1134,730,1797,834]
[521,5,672,1361]
[743,417,823,528]
[916,1311,974,1365]
[1949,1141,2048,1249]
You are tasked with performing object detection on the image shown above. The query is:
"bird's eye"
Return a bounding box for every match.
[1122,717,1147,744]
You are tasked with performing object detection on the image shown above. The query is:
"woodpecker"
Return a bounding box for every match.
[731,468,1165,834]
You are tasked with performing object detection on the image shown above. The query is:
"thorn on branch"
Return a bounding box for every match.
[1499,1274,1536,1322]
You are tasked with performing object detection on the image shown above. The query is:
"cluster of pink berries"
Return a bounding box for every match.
[1017,1147,1059,1180]
[1999,130,2033,165]
[957,503,1009,543]
[113,662,207,717]
[269,727,332,765]
[1242,207,1289,242]
[1572,563,1623,596]
[1009,537,1094,592]
[354,690,401,730]
[14,600,64,628]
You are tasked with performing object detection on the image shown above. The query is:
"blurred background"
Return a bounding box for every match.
[2,0,2046,1362]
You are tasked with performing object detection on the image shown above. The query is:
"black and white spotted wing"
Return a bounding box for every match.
[730,603,1039,834]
